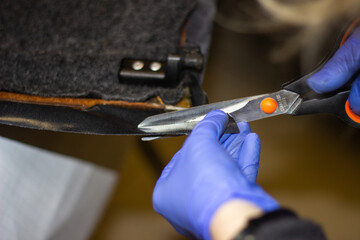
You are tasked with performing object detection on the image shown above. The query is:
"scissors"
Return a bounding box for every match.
[138,19,360,138]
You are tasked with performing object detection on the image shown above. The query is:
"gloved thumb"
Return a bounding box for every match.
[349,77,360,115]
[307,27,360,93]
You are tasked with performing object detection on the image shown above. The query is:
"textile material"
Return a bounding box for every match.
[0,0,196,104]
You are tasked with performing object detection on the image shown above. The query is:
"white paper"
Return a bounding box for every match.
[0,136,117,240]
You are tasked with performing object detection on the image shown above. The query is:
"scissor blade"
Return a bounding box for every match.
[138,90,301,135]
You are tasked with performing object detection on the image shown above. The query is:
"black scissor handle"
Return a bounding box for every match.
[283,18,360,128]
[292,91,360,128]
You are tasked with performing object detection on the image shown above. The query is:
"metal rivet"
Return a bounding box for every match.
[132,61,144,70]
[150,62,162,71]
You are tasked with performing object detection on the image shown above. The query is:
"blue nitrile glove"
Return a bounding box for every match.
[307,26,360,115]
[152,110,279,240]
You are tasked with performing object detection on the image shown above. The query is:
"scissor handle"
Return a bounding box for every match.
[283,18,360,128]
[292,91,360,128]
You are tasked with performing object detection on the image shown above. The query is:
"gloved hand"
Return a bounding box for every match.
[307,26,360,115]
[152,110,279,240]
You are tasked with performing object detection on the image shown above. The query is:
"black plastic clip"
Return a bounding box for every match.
[119,47,204,86]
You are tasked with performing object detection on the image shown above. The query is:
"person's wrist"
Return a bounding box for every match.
[190,173,278,239]
[210,199,264,240]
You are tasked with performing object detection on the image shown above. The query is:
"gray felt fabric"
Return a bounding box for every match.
[0,0,196,104]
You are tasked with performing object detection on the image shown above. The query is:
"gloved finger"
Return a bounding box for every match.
[237,133,261,184]
[307,27,360,93]
[222,122,251,148]
[221,133,241,151]
[222,122,251,159]
[219,132,232,144]
[349,76,360,115]
[190,110,229,141]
